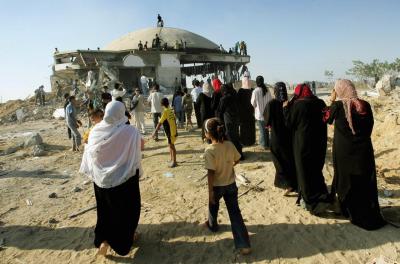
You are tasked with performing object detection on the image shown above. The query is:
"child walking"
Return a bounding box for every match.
[152,98,178,168]
[202,117,251,255]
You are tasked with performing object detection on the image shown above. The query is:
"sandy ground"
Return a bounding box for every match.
[0,90,400,264]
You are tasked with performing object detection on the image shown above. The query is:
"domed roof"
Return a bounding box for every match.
[104,27,219,51]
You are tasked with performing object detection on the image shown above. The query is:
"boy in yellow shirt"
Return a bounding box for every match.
[152,98,178,168]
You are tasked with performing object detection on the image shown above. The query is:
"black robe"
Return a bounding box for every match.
[237,88,256,146]
[211,91,222,117]
[196,92,213,124]
[217,93,243,157]
[265,99,297,190]
[284,97,329,210]
[326,100,386,230]
[94,173,141,255]
[196,93,213,140]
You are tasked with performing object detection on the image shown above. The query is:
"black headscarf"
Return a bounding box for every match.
[274,82,288,102]
[256,76,268,96]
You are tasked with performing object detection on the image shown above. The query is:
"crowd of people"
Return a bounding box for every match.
[68,73,387,257]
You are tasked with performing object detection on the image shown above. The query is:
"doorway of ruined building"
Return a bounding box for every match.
[119,67,155,95]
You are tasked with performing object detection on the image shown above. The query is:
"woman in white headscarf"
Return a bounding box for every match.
[80,101,144,256]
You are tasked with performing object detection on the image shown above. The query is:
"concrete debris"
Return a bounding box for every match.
[48,218,59,224]
[48,192,57,198]
[73,186,82,192]
[32,144,46,157]
[376,73,400,96]
[1,146,19,156]
[16,109,25,122]
[367,255,398,264]
[25,199,33,206]
[24,133,43,148]
[52,108,65,119]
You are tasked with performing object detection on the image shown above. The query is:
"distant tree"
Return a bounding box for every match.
[347,58,400,84]
[392,58,400,72]
[324,70,334,82]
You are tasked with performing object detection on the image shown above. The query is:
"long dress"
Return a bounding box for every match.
[325,100,386,230]
[283,97,329,211]
[196,93,213,139]
[94,172,141,255]
[237,88,256,146]
[265,99,297,190]
[217,93,243,157]
[211,91,222,117]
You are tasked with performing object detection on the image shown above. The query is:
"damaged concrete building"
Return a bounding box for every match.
[51,27,250,93]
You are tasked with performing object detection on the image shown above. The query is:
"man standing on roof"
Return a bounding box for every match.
[157,14,164,27]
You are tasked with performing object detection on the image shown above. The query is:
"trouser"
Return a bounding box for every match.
[40,94,45,106]
[208,183,250,249]
[193,102,201,128]
[257,120,270,148]
[67,127,72,139]
[134,111,146,133]
[68,124,81,150]
[175,111,184,126]
[152,112,161,138]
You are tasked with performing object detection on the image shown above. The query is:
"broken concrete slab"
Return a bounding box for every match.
[24,133,43,148]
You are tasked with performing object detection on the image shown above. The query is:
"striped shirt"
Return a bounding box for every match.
[251,87,272,121]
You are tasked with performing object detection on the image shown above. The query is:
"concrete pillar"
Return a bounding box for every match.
[224,64,232,83]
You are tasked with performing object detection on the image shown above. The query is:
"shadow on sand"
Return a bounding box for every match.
[2,210,400,263]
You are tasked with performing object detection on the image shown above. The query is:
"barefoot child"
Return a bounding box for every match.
[152,98,178,168]
[202,117,251,255]
[82,109,104,144]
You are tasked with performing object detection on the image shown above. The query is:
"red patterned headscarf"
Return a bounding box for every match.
[294,83,314,98]
[334,79,367,135]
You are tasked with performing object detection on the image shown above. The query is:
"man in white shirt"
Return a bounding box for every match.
[251,76,272,149]
[147,84,163,140]
[191,80,203,128]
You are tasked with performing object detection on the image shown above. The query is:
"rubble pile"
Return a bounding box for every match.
[0,94,62,125]
[375,72,400,96]
[368,95,400,180]
[0,132,47,157]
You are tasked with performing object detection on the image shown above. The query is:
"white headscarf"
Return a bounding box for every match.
[202,83,211,97]
[79,101,143,188]
[111,88,126,100]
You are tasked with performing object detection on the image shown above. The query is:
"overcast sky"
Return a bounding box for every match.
[0,0,399,102]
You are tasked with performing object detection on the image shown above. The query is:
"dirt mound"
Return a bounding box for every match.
[0,93,61,124]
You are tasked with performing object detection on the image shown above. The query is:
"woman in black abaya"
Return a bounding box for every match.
[324,79,386,230]
[217,83,243,159]
[265,82,297,194]
[283,83,329,214]
[237,78,256,146]
[80,101,144,256]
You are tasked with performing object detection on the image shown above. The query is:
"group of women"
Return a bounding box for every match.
[79,77,387,258]
[195,81,256,158]
[267,79,386,230]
